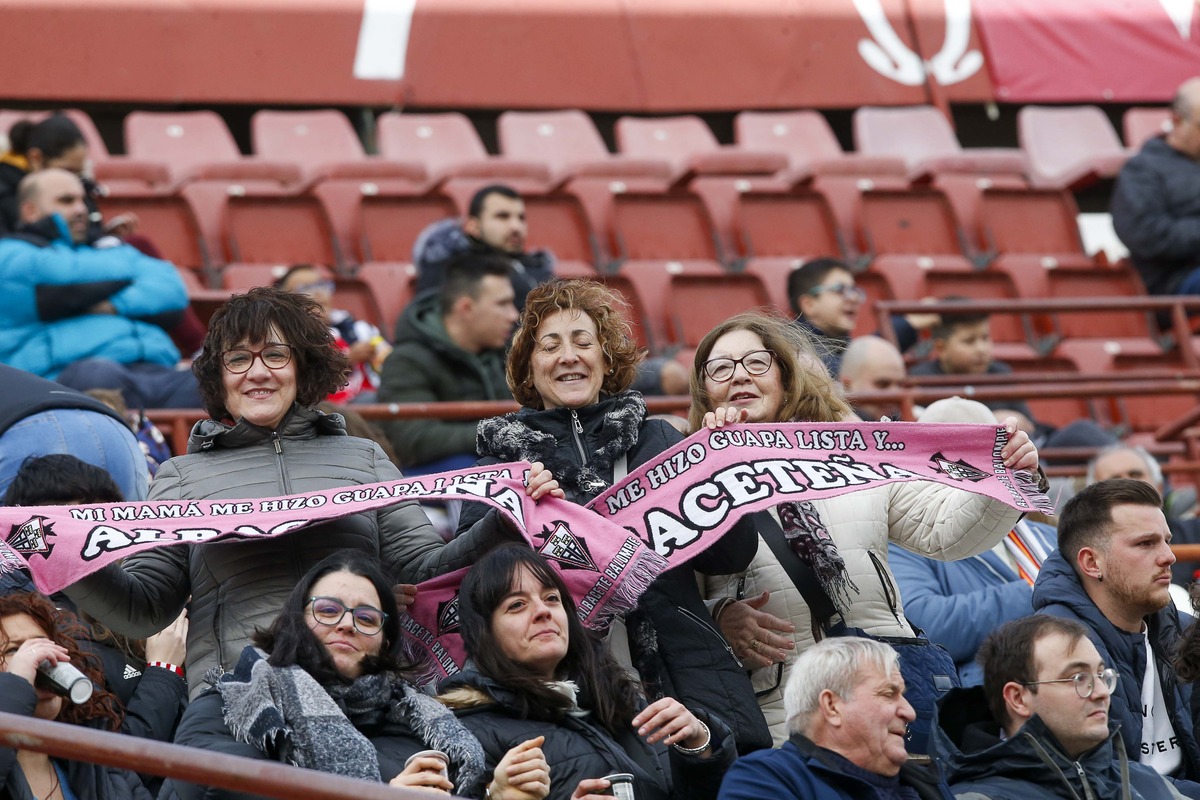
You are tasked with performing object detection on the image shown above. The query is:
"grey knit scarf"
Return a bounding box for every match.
[217,648,485,793]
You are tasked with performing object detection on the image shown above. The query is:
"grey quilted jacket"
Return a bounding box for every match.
[65,406,513,697]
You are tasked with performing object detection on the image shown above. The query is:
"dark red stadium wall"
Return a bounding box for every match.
[2,0,1192,111]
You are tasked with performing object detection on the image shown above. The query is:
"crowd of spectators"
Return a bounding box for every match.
[4,105,1200,800]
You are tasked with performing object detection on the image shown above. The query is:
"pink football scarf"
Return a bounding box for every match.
[0,422,1049,675]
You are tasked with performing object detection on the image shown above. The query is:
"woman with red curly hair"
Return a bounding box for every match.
[0,592,151,799]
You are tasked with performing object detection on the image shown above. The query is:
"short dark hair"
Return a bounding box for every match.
[192,287,350,421]
[930,297,989,340]
[440,252,512,313]
[786,258,852,316]
[4,454,124,506]
[507,279,642,409]
[468,184,521,219]
[252,550,410,685]
[1057,478,1164,574]
[457,544,642,736]
[978,615,1091,728]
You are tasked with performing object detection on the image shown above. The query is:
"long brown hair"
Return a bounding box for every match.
[687,311,851,431]
[0,593,123,731]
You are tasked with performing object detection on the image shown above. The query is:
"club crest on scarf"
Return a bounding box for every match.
[534,522,598,571]
[6,516,56,558]
[930,453,989,482]
[437,597,460,637]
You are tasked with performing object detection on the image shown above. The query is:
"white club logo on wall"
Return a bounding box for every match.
[853,0,983,86]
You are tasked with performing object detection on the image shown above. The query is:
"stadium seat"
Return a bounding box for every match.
[125,111,303,187]
[741,258,803,315]
[357,188,458,263]
[332,276,386,333]
[252,110,427,183]
[976,187,1094,298]
[1123,107,1171,152]
[497,110,674,183]
[853,106,1028,182]
[356,262,418,338]
[668,273,772,348]
[376,112,552,183]
[1017,106,1129,190]
[734,189,844,259]
[735,110,908,181]
[615,259,727,351]
[851,270,897,338]
[223,187,343,267]
[856,188,974,270]
[220,263,299,290]
[610,190,722,261]
[522,191,601,264]
[95,187,213,273]
[615,116,787,182]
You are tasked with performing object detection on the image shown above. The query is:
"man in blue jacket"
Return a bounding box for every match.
[718,637,952,800]
[1032,478,1200,797]
[0,169,198,408]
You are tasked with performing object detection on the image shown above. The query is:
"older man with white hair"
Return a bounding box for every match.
[718,637,953,800]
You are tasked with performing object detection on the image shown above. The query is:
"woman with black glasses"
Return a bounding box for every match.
[66,288,514,697]
[164,551,549,799]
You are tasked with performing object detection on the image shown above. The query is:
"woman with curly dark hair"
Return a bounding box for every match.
[457,279,768,754]
[0,591,151,799]
[67,288,515,697]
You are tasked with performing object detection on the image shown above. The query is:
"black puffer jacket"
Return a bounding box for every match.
[66,406,515,697]
[440,670,735,800]
[938,686,1178,800]
[0,673,152,800]
[1111,136,1200,295]
[458,392,770,754]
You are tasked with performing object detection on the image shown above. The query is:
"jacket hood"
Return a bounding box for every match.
[412,217,474,268]
[393,289,506,365]
[188,404,345,453]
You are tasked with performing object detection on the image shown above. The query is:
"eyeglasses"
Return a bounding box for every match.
[306,596,387,636]
[702,350,776,383]
[1021,667,1118,699]
[807,283,866,302]
[221,344,294,374]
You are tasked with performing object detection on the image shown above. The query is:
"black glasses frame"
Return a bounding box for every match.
[305,596,388,636]
[702,350,776,383]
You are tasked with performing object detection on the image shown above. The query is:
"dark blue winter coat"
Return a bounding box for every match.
[890,521,1057,686]
[1032,549,1200,790]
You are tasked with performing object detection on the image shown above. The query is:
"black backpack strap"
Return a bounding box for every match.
[754,509,840,640]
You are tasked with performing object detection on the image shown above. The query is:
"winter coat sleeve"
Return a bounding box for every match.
[0,673,37,787]
[61,458,192,638]
[120,665,187,743]
[715,747,832,800]
[887,543,1033,663]
[164,690,274,800]
[372,445,521,582]
[666,709,738,800]
[886,481,1020,562]
[1111,157,1200,262]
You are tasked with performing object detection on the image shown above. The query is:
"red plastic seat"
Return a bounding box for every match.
[376,112,551,183]
[615,116,787,182]
[522,192,600,264]
[357,190,458,263]
[252,110,426,184]
[669,273,772,347]
[734,189,843,259]
[857,189,974,271]
[616,260,728,352]
[224,187,343,267]
[220,263,297,290]
[94,190,210,272]
[853,106,1028,182]
[735,110,908,181]
[851,270,897,338]
[976,187,1093,297]
[497,110,673,183]
[1123,107,1172,152]
[356,262,418,338]
[1018,106,1129,190]
[742,258,805,316]
[125,111,302,187]
[610,191,722,261]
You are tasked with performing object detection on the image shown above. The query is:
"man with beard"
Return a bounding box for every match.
[1032,479,1200,794]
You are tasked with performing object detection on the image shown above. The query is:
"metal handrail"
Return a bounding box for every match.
[0,711,460,799]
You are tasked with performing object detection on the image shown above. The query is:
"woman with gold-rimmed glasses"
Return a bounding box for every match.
[66,287,514,699]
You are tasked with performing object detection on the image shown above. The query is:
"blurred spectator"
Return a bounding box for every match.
[86,388,172,478]
[939,615,1180,800]
[837,334,907,420]
[276,264,390,404]
[1111,77,1200,298]
[442,545,733,800]
[0,169,200,409]
[909,305,1037,434]
[377,253,516,473]
[2,453,187,794]
[0,364,148,502]
[889,397,1058,686]
[786,258,933,376]
[1087,444,1200,586]
[1033,479,1200,792]
[64,288,512,698]
[716,637,948,800]
[163,550,548,800]
[0,592,154,799]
